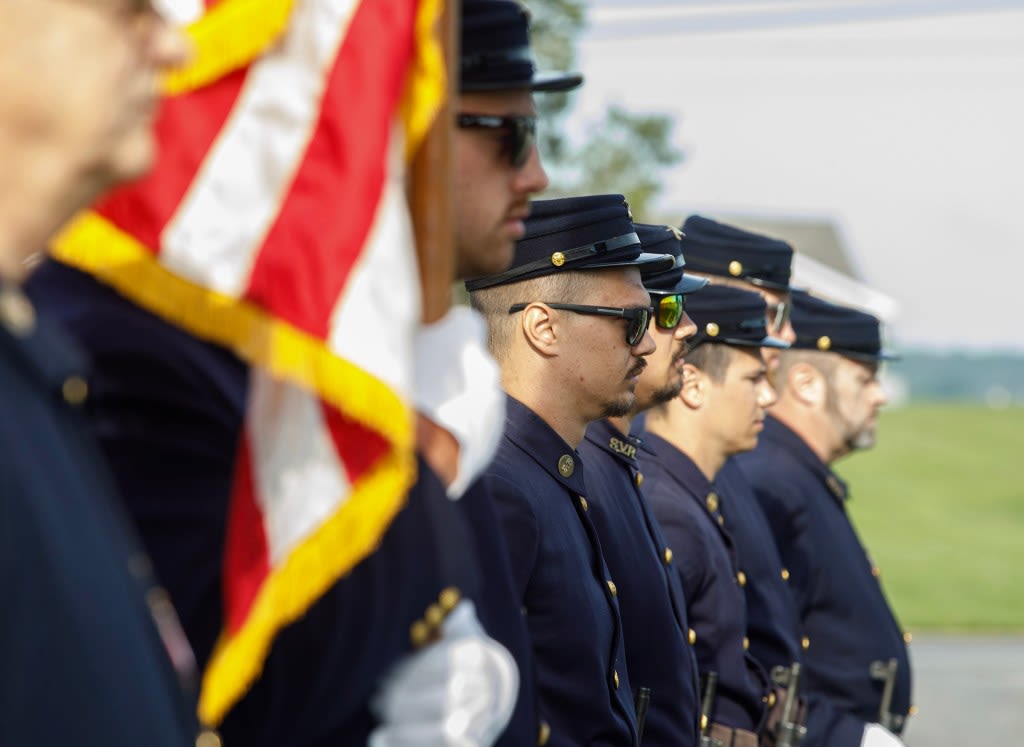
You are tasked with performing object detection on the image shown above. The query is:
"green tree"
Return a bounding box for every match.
[525,0,683,218]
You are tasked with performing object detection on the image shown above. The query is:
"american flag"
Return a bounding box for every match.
[50,0,445,725]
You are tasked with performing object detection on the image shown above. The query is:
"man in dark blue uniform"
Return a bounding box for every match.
[468,195,675,746]
[577,223,706,746]
[640,285,787,747]
[677,216,811,745]
[0,2,197,744]
[26,2,580,744]
[734,293,913,747]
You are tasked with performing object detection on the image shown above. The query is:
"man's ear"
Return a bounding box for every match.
[679,363,707,409]
[789,362,826,407]
[521,302,559,357]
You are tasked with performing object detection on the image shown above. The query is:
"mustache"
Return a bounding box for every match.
[627,359,648,379]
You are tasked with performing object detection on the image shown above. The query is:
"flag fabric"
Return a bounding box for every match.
[50,0,446,725]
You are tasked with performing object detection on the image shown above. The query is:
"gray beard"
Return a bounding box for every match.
[847,426,877,452]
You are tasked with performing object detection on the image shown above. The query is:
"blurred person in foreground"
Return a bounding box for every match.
[0,0,196,744]
[735,292,913,747]
[26,0,582,743]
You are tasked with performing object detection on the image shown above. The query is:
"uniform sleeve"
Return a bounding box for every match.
[481,472,540,600]
[220,458,478,746]
[803,692,870,747]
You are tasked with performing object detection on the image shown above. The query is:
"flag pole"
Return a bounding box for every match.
[410,0,457,324]
[410,0,460,484]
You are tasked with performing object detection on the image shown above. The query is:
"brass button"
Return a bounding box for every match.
[871,566,881,578]
[410,619,430,647]
[196,730,222,747]
[550,252,566,267]
[0,286,36,336]
[705,322,720,337]
[908,705,919,717]
[801,636,810,650]
[578,495,589,512]
[439,587,461,613]
[538,720,551,746]
[688,628,697,645]
[62,376,89,406]
[728,260,744,277]
[817,335,832,351]
[700,714,709,731]
[425,603,444,628]
[737,571,747,587]
[607,580,618,596]
[634,471,644,487]
[765,691,777,707]
[743,636,750,650]
[706,492,719,512]
[717,515,725,526]
[557,454,575,477]
[663,547,673,564]
[780,567,790,581]
[613,669,620,689]
[904,632,913,645]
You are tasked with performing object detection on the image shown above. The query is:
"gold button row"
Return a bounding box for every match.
[409,586,462,648]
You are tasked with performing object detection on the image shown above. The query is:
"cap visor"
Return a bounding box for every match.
[531,71,584,92]
[707,335,789,349]
[843,349,900,362]
[759,335,791,349]
[676,273,709,295]
[746,276,802,293]
[588,251,676,275]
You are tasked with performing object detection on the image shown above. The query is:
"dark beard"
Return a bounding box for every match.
[602,394,637,419]
[644,378,683,410]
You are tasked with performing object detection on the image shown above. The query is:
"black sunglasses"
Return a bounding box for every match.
[508,302,654,347]
[456,113,537,169]
[648,291,687,330]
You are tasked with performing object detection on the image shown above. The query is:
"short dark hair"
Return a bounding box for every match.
[683,342,736,383]
[470,270,600,361]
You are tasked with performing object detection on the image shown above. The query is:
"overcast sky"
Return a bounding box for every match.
[563,0,1024,353]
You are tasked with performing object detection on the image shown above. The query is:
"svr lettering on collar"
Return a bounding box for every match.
[608,437,637,460]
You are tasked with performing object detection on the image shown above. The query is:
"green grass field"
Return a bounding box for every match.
[836,403,1024,631]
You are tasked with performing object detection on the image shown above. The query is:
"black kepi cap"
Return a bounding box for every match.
[634,223,708,295]
[680,215,796,291]
[789,291,898,361]
[465,195,675,291]
[686,284,789,349]
[461,0,583,92]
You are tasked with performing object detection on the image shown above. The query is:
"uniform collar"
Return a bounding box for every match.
[641,430,714,499]
[763,415,849,503]
[584,418,650,467]
[503,395,588,495]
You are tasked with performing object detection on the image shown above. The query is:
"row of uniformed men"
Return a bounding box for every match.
[3,0,911,744]
[461,197,914,747]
